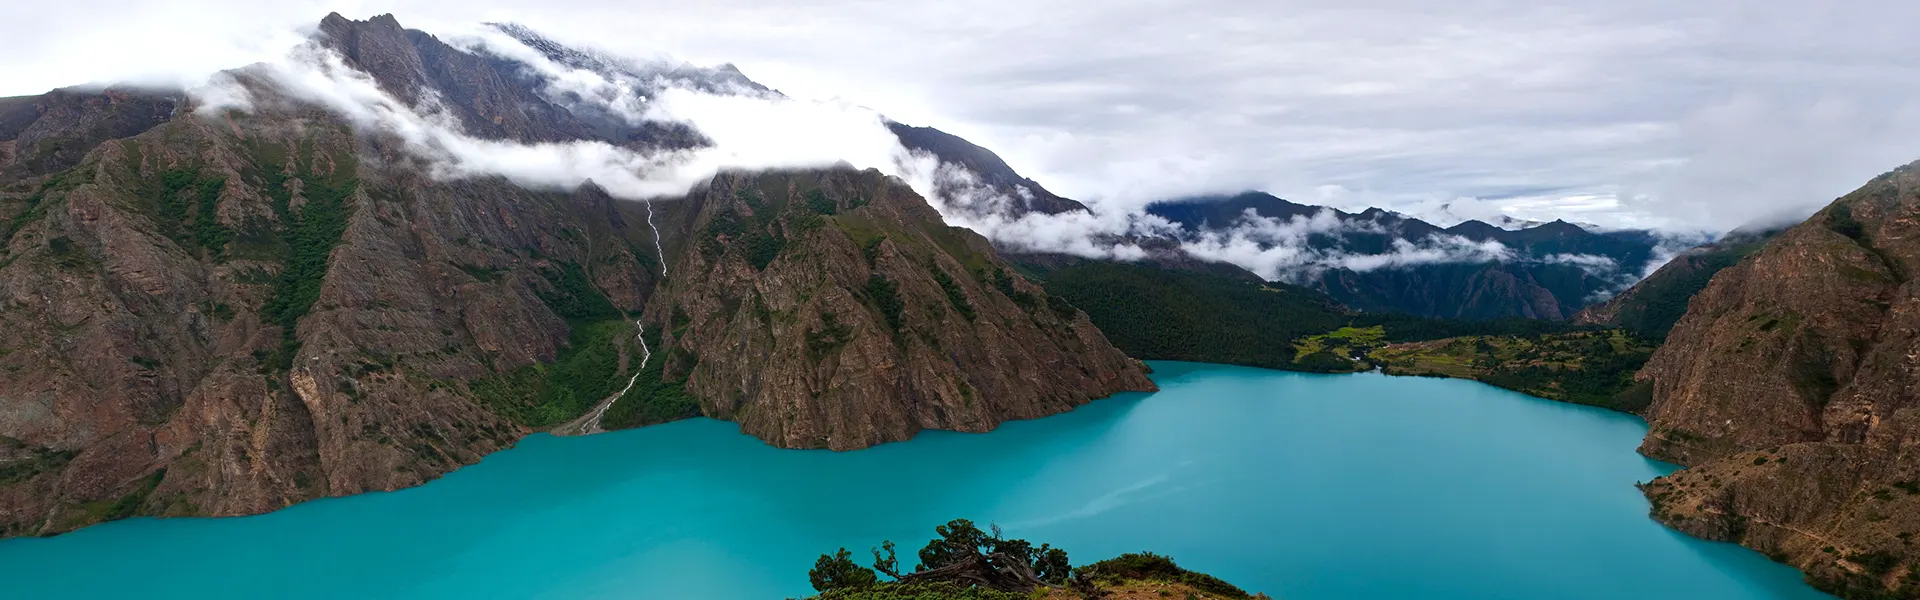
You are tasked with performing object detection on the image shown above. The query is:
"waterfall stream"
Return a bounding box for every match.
[575,200,668,434]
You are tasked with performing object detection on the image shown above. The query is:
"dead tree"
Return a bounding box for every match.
[874,539,1064,594]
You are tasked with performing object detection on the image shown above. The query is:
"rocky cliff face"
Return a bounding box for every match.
[1635,160,1920,598]
[0,13,1152,537]
[643,169,1152,450]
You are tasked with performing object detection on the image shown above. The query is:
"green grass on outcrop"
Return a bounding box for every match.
[1369,330,1657,411]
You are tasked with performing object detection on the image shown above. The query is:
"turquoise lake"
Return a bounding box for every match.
[0,362,1832,599]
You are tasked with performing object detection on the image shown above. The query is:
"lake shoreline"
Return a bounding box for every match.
[0,362,1832,599]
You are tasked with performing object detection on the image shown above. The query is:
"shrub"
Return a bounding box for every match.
[811,548,878,592]
[868,275,905,332]
[931,268,975,320]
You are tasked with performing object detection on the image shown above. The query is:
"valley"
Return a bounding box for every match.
[0,362,1831,600]
[0,8,1910,600]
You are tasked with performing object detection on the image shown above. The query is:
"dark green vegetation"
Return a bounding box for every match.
[805,518,1069,594]
[254,147,361,371]
[475,262,695,431]
[1369,331,1658,411]
[81,468,165,523]
[473,242,686,429]
[471,319,632,428]
[1807,553,1920,600]
[1037,262,1573,371]
[1591,233,1775,341]
[597,328,701,430]
[1,167,86,256]
[149,169,230,260]
[867,275,905,332]
[703,188,800,271]
[535,262,621,321]
[1032,261,1655,411]
[800,518,1265,600]
[931,268,976,321]
[0,438,74,487]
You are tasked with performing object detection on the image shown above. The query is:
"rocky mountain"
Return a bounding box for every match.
[1630,159,1920,598]
[0,13,1150,537]
[641,168,1150,451]
[884,123,1089,219]
[1146,192,1668,320]
[1573,225,1782,340]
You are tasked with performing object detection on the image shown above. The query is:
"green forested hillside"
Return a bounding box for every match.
[1034,261,1653,411]
[1035,262,1571,372]
[1575,232,1774,340]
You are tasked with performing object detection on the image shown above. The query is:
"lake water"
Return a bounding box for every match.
[0,362,1831,599]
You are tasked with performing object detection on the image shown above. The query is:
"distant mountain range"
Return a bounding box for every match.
[489,19,1689,321]
[1142,192,1673,320]
[0,11,1701,540]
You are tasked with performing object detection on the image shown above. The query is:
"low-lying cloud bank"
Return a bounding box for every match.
[186,19,1668,285]
[201,28,906,201]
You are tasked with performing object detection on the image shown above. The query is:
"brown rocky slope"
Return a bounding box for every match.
[644,168,1151,450]
[0,14,1151,537]
[1634,159,1920,598]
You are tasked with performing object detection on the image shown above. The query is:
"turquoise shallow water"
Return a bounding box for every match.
[0,362,1832,599]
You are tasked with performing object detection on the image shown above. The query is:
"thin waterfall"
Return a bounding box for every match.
[580,320,651,434]
[577,200,668,434]
[644,200,666,277]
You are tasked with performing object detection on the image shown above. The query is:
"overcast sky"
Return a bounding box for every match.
[6,0,1919,232]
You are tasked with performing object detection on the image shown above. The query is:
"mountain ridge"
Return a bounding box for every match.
[1144,191,1669,320]
[0,12,1150,537]
[1622,158,1920,599]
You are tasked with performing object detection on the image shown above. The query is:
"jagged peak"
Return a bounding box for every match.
[482,21,773,97]
[1527,219,1588,236]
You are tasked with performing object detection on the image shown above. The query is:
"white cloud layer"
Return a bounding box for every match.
[201,29,909,202]
[1173,209,1519,280]
[8,1,1919,233]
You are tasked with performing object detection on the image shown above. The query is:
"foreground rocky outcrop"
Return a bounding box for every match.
[1633,160,1920,598]
[0,13,1150,537]
[799,519,1270,600]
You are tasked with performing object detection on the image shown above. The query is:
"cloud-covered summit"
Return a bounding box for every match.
[7,2,1916,234]
[154,12,1682,306]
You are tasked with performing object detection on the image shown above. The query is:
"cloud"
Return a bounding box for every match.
[1173,208,1518,280]
[200,29,907,203]
[444,25,659,124]
[187,26,1681,285]
[892,152,1165,260]
[10,2,1920,233]
[1538,253,1620,277]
